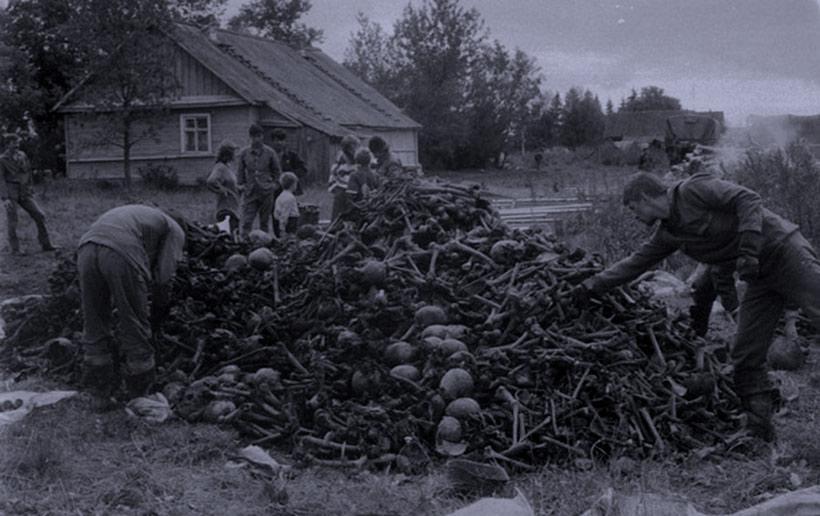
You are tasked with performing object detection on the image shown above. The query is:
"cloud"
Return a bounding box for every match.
[224,0,820,122]
[534,49,635,91]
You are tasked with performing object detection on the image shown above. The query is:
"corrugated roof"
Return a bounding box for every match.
[172,24,347,136]
[55,24,420,137]
[208,27,419,130]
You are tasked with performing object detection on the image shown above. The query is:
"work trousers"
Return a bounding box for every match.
[4,185,52,252]
[733,232,820,397]
[240,185,281,238]
[689,265,739,336]
[77,243,155,375]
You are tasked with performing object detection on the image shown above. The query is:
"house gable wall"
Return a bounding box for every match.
[173,45,240,98]
[65,105,255,183]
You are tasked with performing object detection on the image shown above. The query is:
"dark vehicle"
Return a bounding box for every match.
[665,114,722,164]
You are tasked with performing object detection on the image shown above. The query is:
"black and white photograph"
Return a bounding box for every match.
[2,0,820,514]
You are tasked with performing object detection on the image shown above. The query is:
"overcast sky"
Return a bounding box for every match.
[222,0,820,126]
[3,0,815,125]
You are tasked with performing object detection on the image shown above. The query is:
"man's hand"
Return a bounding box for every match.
[736,255,759,282]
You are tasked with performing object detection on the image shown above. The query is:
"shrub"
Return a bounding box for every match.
[564,194,695,275]
[94,178,119,190]
[138,163,179,190]
[728,144,820,246]
[564,194,649,264]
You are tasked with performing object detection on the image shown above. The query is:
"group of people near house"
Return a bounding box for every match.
[3,123,820,444]
[205,123,406,239]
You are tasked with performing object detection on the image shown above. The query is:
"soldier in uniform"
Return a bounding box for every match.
[0,133,56,254]
[574,172,820,441]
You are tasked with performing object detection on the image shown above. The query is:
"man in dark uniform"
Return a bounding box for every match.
[0,133,56,254]
[574,172,820,441]
[270,128,307,195]
[270,129,307,234]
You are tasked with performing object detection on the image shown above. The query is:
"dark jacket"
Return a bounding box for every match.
[585,172,798,292]
[0,150,33,200]
[237,144,282,199]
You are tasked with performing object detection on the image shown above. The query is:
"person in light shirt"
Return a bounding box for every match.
[273,172,300,236]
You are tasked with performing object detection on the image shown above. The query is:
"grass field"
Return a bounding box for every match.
[3,161,820,515]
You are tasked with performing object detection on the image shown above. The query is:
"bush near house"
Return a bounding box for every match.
[138,163,180,190]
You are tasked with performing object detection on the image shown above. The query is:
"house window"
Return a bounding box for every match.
[180,114,211,153]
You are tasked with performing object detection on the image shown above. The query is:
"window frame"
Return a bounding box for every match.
[179,113,212,154]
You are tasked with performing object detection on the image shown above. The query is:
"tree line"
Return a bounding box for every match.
[0,0,683,178]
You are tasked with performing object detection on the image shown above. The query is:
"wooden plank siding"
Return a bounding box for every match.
[65,105,254,183]
[173,47,238,97]
[67,156,216,184]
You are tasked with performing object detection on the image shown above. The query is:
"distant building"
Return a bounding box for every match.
[54,23,421,184]
[603,110,725,144]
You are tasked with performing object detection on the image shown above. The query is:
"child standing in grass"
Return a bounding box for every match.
[206,141,240,233]
[274,172,300,236]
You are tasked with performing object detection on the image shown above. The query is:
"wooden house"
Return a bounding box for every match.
[54,23,421,184]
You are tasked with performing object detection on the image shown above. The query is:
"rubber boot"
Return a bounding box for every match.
[124,369,156,400]
[82,364,120,412]
[741,391,777,442]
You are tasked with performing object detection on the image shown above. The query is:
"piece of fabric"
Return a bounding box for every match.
[584,173,798,293]
[237,143,281,199]
[0,390,78,426]
[79,205,185,285]
[77,243,155,375]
